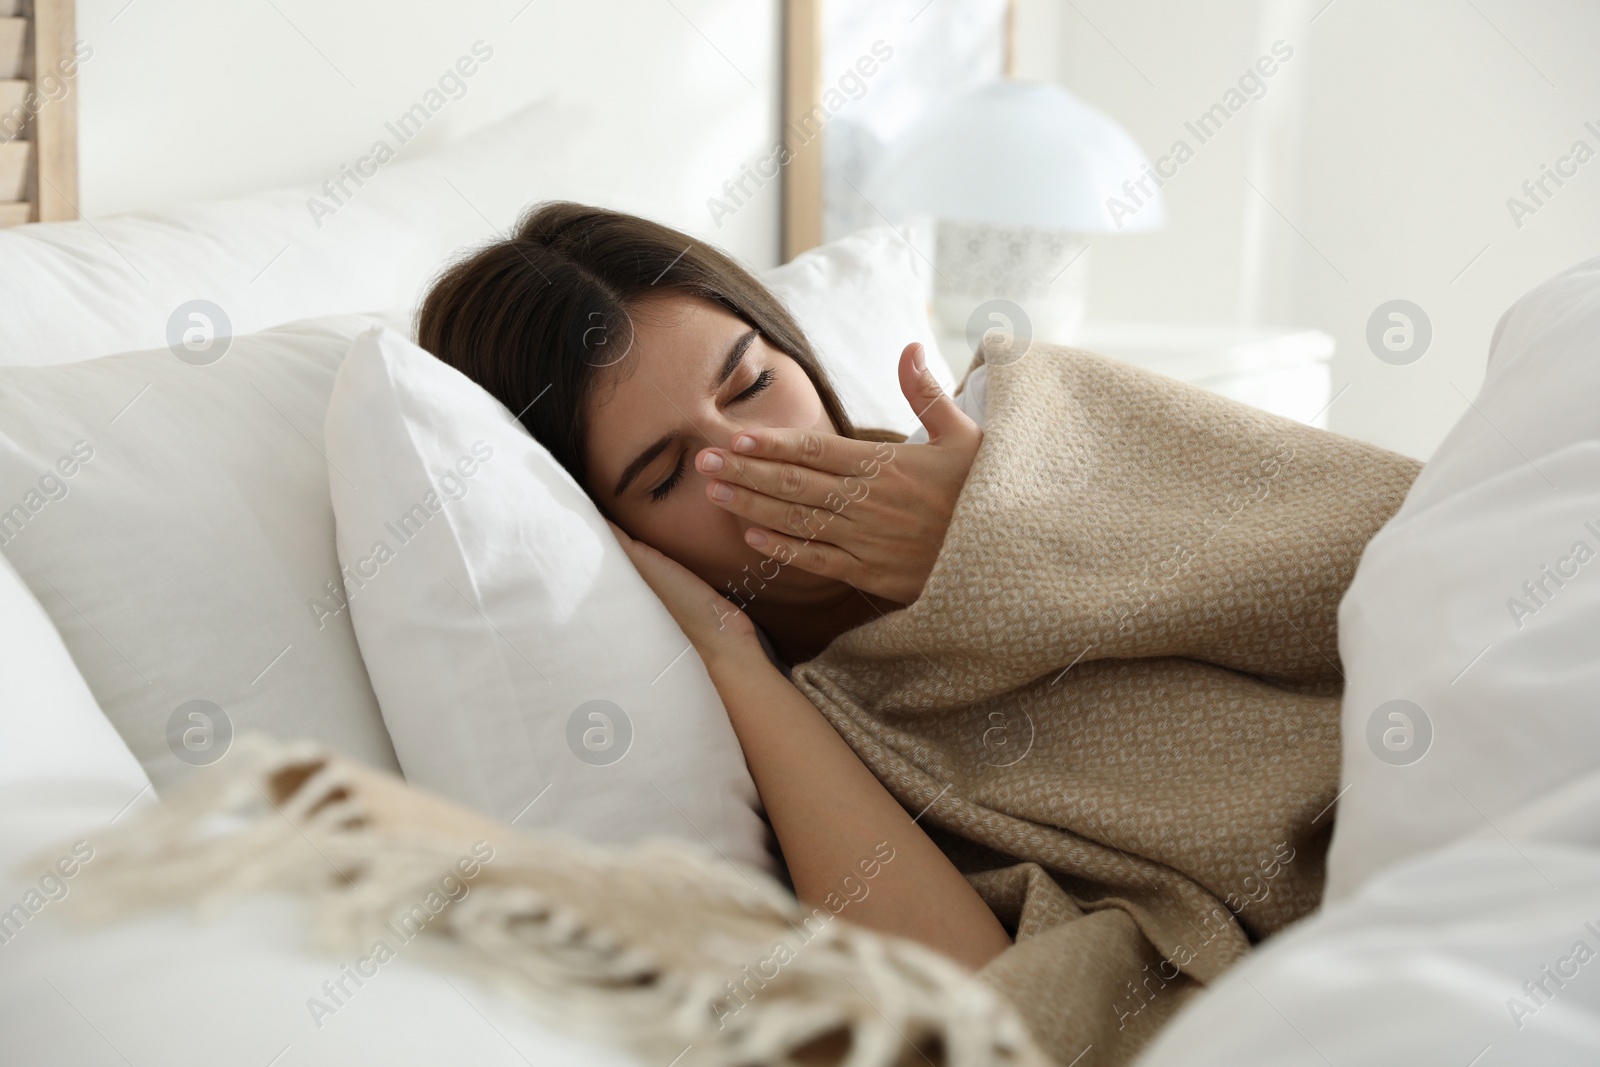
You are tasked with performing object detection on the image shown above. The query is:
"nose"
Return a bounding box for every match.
[690,413,761,515]
[692,406,761,472]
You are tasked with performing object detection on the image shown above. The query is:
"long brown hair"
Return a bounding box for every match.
[417,200,893,492]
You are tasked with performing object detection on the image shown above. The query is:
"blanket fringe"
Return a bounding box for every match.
[52,735,1050,1067]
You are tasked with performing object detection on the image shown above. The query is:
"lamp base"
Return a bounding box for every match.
[931,218,1091,365]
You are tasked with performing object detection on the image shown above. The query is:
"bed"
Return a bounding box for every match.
[4,6,1600,1065]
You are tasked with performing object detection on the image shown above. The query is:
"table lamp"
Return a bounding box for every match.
[860,80,1163,359]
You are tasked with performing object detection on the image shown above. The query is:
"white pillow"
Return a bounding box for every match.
[323,327,774,874]
[0,314,405,792]
[0,99,599,367]
[0,547,147,792]
[1326,252,1600,902]
[761,225,954,436]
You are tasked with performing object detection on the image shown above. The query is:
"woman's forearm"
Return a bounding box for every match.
[702,642,1013,972]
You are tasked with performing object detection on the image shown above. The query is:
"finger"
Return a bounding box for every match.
[696,447,849,508]
[727,425,885,477]
[706,478,855,542]
[898,342,979,444]
[743,525,859,582]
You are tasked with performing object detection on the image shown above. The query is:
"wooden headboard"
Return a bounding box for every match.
[0,0,77,227]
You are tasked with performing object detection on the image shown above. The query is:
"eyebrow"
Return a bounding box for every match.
[713,328,759,391]
[611,328,758,499]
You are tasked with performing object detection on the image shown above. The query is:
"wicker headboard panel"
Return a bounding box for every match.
[0,0,77,227]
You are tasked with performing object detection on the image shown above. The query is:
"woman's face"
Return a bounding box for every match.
[583,292,842,605]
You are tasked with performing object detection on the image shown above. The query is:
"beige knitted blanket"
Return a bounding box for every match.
[789,336,1423,1067]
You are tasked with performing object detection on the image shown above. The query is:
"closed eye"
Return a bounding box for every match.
[647,367,771,502]
[732,367,775,403]
[648,452,686,503]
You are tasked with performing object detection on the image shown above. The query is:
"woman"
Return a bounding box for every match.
[419,201,1014,971]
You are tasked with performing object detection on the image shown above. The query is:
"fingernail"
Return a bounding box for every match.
[912,343,926,372]
[732,434,756,454]
[710,481,733,502]
[745,528,767,548]
[698,449,724,473]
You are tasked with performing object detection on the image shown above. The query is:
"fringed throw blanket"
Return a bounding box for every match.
[789,336,1423,1067]
[55,736,1051,1067]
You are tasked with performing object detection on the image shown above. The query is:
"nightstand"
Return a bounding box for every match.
[937,322,1336,428]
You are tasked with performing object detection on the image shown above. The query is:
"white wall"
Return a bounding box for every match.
[73,0,783,269]
[1021,0,1600,459]
[68,0,1600,458]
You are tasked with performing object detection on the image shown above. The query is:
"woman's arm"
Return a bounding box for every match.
[702,639,1012,971]
[610,522,1012,972]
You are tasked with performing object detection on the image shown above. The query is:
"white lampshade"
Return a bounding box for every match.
[861,80,1165,233]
